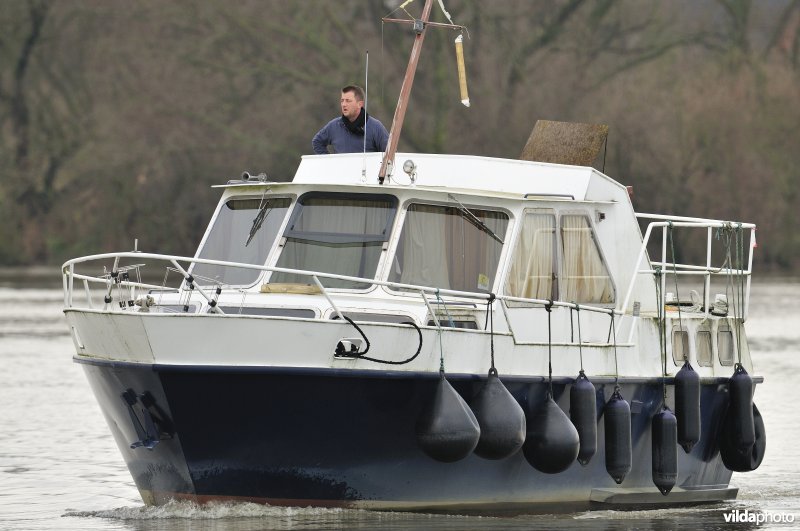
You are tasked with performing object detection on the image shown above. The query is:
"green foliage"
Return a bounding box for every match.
[0,0,798,271]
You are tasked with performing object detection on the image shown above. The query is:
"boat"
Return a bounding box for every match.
[61,0,765,514]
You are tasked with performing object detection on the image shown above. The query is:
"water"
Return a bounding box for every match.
[1,281,799,530]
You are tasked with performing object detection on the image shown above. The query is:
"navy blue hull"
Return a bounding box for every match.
[79,360,738,512]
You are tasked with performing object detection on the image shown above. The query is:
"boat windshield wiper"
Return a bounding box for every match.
[447,194,504,244]
[246,199,272,246]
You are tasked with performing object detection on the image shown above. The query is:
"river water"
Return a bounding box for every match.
[1,279,798,530]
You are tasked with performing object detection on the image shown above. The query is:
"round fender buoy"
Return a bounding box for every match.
[570,370,597,466]
[652,407,678,495]
[720,402,766,472]
[523,392,579,474]
[728,364,755,451]
[416,376,480,462]
[470,369,526,460]
[675,361,701,453]
[604,387,632,484]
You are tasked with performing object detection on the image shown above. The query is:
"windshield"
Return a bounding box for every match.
[193,197,291,286]
[269,193,397,289]
[389,203,509,293]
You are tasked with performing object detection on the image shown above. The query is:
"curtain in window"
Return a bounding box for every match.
[390,204,508,292]
[395,204,450,288]
[560,215,614,303]
[505,213,555,299]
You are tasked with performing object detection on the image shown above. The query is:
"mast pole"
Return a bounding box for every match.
[378,0,434,185]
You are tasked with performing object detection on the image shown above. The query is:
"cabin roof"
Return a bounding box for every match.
[290,152,626,203]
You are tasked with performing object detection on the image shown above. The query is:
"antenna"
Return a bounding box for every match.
[362,50,369,182]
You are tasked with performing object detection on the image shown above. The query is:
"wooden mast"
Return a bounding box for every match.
[378,0,434,185]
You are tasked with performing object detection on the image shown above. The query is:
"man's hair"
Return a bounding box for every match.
[341,85,365,102]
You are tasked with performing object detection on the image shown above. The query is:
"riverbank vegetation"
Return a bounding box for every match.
[1,0,798,270]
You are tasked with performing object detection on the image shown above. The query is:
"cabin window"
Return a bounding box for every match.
[270,193,397,289]
[426,319,479,329]
[505,212,557,300]
[331,312,412,324]
[388,203,508,293]
[718,325,735,366]
[194,197,291,286]
[672,328,689,365]
[560,215,614,303]
[697,330,713,367]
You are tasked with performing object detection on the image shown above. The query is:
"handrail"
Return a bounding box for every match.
[618,216,755,341]
[61,251,620,340]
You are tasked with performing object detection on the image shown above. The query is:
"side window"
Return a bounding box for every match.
[505,212,557,300]
[718,324,735,366]
[672,328,689,365]
[696,330,713,367]
[389,203,508,293]
[560,214,614,303]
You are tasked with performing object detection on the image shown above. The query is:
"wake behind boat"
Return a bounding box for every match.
[61,0,764,515]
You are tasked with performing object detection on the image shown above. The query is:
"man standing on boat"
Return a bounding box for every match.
[312,85,389,154]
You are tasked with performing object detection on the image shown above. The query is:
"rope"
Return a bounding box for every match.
[654,266,667,406]
[435,289,446,374]
[735,223,745,365]
[341,316,423,365]
[569,306,574,343]
[487,293,496,374]
[385,0,415,18]
[435,289,456,328]
[438,320,445,374]
[575,303,584,372]
[610,311,620,387]
[718,223,745,367]
[436,0,455,25]
[546,301,553,395]
[157,268,169,306]
[667,221,685,341]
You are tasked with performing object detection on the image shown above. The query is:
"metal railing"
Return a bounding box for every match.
[62,251,621,345]
[618,213,756,341]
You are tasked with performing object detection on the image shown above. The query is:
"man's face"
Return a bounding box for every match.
[341,91,363,121]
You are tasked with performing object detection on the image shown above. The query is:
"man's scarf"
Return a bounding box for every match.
[342,107,369,136]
